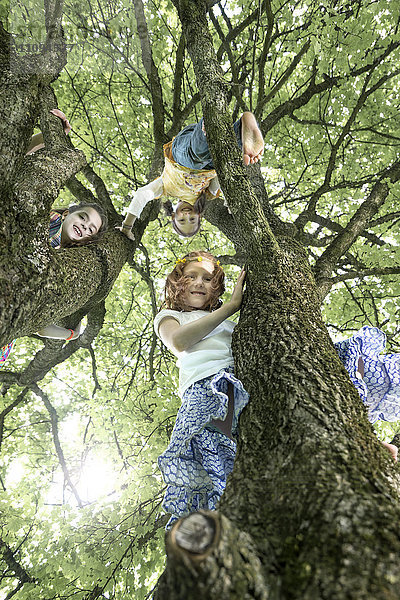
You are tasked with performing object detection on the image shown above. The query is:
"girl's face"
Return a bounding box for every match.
[172,202,200,237]
[182,259,215,310]
[61,207,103,245]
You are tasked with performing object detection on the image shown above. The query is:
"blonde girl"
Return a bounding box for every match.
[118,112,264,239]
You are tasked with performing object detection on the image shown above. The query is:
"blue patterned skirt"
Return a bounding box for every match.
[335,326,400,424]
[158,367,249,528]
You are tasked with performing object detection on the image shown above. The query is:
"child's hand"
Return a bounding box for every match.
[50,109,72,135]
[115,225,136,241]
[227,269,246,313]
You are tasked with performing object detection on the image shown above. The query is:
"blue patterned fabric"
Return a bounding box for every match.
[335,326,400,424]
[158,367,249,529]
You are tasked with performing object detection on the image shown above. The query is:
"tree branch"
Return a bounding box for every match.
[255,0,273,117]
[332,267,400,284]
[0,537,34,589]
[0,388,30,452]
[209,9,247,112]
[133,0,166,149]
[32,383,83,507]
[296,212,385,248]
[154,512,269,600]
[81,165,120,222]
[257,39,311,115]
[314,159,400,286]
[260,40,400,136]
[0,301,106,390]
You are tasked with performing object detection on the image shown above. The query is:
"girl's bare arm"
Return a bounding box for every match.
[117,177,164,240]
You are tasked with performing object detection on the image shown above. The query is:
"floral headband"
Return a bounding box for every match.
[175,257,221,267]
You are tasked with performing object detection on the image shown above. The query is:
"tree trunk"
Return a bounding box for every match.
[1,231,130,345]
[154,1,400,598]
[0,21,133,346]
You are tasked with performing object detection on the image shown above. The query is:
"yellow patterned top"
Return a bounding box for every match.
[162,141,220,205]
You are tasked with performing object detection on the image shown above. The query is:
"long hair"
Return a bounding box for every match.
[165,250,225,312]
[162,192,207,238]
[53,202,108,248]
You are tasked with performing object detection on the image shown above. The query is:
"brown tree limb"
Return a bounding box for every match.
[260,40,400,136]
[331,267,400,284]
[255,0,273,117]
[314,159,400,289]
[172,34,186,120]
[296,213,385,248]
[257,39,312,115]
[32,383,83,507]
[66,175,98,206]
[133,0,166,149]
[82,512,170,600]
[107,72,139,182]
[0,537,35,588]
[294,67,400,232]
[0,388,30,452]
[154,512,269,600]
[88,345,102,396]
[81,165,120,222]
[209,9,247,113]
[215,3,267,63]
[0,301,106,388]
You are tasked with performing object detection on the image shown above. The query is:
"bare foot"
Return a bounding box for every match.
[382,441,398,462]
[241,111,264,166]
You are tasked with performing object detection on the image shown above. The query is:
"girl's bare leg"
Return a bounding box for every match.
[210,382,234,440]
[357,356,365,377]
[202,112,264,166]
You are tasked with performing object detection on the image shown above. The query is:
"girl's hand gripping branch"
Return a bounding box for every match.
[225,268,246,316]
[115,211,137,241]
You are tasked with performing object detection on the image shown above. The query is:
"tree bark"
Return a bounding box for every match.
[0,22,135,346]
[155,1,400,598]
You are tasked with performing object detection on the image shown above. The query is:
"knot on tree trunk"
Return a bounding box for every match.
[154,511,270,600]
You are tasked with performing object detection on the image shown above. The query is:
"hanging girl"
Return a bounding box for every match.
[153,251,249,527]
[118,112,264,239]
